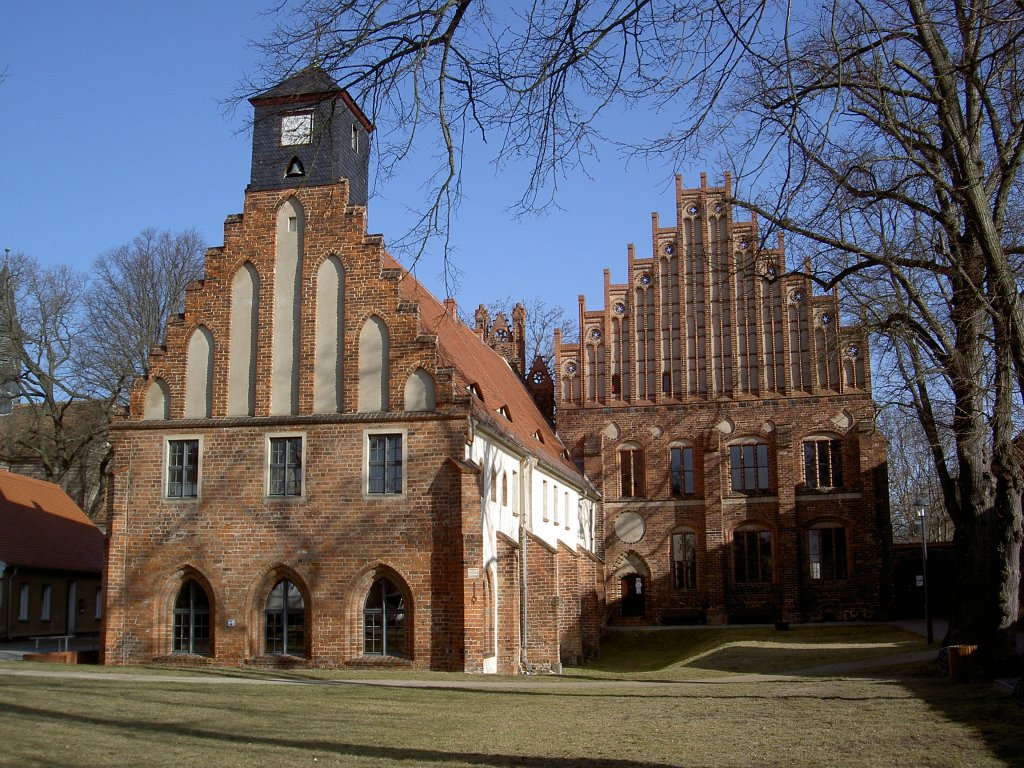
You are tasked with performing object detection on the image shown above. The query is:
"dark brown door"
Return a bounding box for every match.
[621,574,645,617]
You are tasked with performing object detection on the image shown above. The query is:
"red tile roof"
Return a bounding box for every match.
[388,255,582,481]
[0,470,106,573]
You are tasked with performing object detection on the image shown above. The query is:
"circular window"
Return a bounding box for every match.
[821,313,832,325]
[715,202,723,213]
[848,345,859,358]
[614,302,626,315]
[495,328,509,341]
[614,512,646,544]
[531,371,544,384]
[590,327,602,341]
[663,243,675,255]
[687,204,699,216]
[640,273,651,286]
[792,288,805,302]
[565,361,578,375]
[766,264,778,278]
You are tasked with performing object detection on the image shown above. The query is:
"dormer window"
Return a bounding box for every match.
[533,430,544,443]
[281,112,313,146]
[468,383,483,399]
[497,405,512,421]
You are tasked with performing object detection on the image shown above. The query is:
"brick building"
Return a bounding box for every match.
[0,470,106,641]
[554,173,891,625]
[103,67,602,672]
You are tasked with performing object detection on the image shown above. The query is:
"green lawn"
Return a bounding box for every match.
[0,626,1020,768]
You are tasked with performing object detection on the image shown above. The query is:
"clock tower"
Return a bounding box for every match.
[248,65,373,204]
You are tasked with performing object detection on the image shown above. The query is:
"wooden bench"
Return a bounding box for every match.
[29,634,75,652]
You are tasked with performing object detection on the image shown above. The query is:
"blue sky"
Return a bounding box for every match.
[0,2,715,317]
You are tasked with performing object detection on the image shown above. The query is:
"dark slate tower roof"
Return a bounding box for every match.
[248,65,373,203]
[249,65,345,103]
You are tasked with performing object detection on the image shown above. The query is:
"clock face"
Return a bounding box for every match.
[281,113,313,146]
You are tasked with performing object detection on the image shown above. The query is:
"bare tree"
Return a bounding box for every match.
[254,0,1024,664]
[0,232,204,522]
[0,252,113,519]
[83,227,206,399]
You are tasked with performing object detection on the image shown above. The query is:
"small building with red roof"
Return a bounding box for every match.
[103,67,602,672]
[0,470,106,640]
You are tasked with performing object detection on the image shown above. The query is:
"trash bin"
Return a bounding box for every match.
[947,645,977,681]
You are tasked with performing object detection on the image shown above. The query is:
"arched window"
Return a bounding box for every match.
[803,437,843,489]
[144,378,170,420]
[314,256,344,413]
[403,368,435,411]
[733,525,773,583]
[358,316,390,412]
[184,326,214,419]
[271,198,304,416]
[173,579,211,655]
[728,440,770,493]
[671,529,698,589]
[265,579,305,656]
[670,443,695,496]
[228,262,259,417]
[808,523,848,580]
[363,578,407,657]
[618,443,645,498]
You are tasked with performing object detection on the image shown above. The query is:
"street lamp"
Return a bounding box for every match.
[913,497,933,645]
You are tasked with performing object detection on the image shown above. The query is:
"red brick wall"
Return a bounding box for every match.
[558,395,890,626]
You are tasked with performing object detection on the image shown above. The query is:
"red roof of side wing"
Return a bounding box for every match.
[0,470,106,573]
[387,255,581,480]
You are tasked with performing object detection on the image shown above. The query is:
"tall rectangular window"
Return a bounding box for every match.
[18,584,29,620]
[512,470,519,516]
[670,446,695,496]
[167,439,199,498]
[620,448,645,497]
[95,588,103,619]
[733,528,773,583]
[269,436,303,497]
[808,526,848,580]
[368,434,403,494]
[804,439,843,489]
[672,532,698,589]
[730,443,770,492]
[41,585,51,621]
[542,480,549,521]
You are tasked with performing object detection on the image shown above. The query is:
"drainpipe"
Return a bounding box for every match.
[519,456,536,672]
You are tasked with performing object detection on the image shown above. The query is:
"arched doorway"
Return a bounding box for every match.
[620,573,645,617]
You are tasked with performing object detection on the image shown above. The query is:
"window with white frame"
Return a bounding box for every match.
[729,442,770,493]
[268,436,303,497]
[542,480,549,521]
[670,445,695,496]
[553,484,559,525]
[619,444,645,497]
[803,438,843,489]
[167,438,199,499]
[367,432,403,495]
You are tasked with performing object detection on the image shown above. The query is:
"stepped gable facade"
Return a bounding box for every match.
[104,67,602,672]
[554,173,891,625]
